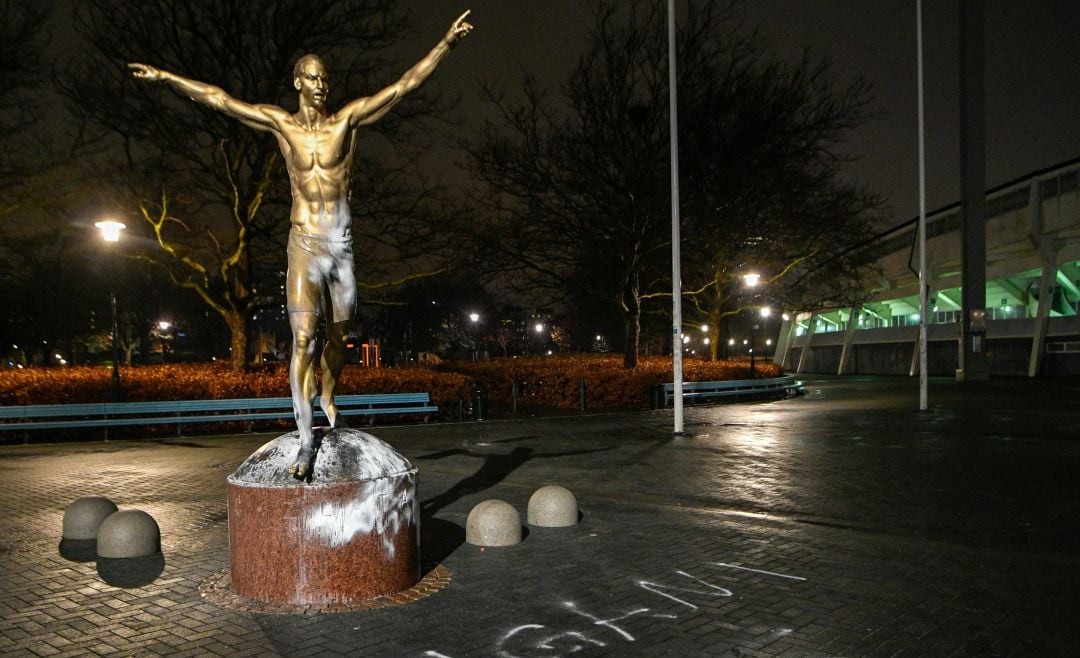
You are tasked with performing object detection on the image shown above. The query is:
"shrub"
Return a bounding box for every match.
[1,355,781,413]
[0,363,473,415]
[442,354,782,409]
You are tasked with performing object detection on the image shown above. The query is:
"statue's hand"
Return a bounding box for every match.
[446,9,473,46]
[128,63,162,81]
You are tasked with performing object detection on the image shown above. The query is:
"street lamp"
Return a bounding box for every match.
[468,312,481,360]
[751,306,771,378]
[742,273,761,378]
[95,220,125,401]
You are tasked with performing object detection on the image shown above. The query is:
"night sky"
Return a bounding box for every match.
[406,0,1080,228]
[31,1,1080,231]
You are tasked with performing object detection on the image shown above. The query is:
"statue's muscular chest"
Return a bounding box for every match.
[283,118,353,170]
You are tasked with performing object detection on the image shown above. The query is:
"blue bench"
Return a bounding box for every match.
[661,376,804,407]
[0,393,438,437]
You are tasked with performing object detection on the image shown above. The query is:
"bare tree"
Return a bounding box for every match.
[59,0,455,369]
[0,1,50,205]
[463,0,880,366]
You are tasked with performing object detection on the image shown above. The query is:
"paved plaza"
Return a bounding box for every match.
[2,375,1078,656]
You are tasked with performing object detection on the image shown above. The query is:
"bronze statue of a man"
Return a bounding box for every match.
[131,11,473,478]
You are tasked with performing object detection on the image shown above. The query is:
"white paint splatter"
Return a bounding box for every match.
[303,473,415,557]
[637,570,732,609]
[563,601,648,642]
[496,624,606,657]
[714,561,806,581]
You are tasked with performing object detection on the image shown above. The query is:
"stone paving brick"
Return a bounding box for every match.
[2,377,1080,655]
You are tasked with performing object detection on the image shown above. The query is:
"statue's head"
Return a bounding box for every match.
[293,54,329,110]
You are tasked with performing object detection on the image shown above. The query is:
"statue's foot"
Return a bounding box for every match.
[287,450,312,479]
[287,437,314,479]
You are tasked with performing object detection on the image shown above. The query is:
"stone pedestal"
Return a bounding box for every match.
[226,428,419,606]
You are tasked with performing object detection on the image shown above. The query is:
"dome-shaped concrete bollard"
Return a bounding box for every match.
[466,499,522,546]
[528,485,578,527]
[62,496,118,540]
[96,510,161,558]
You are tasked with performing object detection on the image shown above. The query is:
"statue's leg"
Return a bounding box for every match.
[322,241,356,430]
[288,311,320,478]
[320,319,351,429]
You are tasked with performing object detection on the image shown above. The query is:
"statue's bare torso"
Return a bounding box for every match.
[275,112,357,237]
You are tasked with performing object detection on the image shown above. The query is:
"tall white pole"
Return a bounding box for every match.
[668,0,684,434]
[917,0,929,410]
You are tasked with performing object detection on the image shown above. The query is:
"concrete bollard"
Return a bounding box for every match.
[96,509,161,558]
[62,496,118,540]
[527,485,578,527]
[466,499,521,546]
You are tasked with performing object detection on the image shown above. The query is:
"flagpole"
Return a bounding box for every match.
[917,0,929,410]
[668,0,684,434]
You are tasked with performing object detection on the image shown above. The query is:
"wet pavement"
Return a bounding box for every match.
[1,375,1078,656]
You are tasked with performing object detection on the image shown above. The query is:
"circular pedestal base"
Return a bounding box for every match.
[227,429,420,606]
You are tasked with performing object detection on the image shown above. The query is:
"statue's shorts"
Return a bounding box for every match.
[286,229,356,324]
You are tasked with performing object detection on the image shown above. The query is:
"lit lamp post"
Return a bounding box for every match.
[95,220,126,401]
[743,273,761,378]
[752,306,772,378]
[468,311,480,360]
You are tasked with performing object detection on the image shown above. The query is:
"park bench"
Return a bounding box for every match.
[0,392,438,438]
[659,375,804,407]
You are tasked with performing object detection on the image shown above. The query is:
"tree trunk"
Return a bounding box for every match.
[225,312,249,371]
[622,308,640,369]
[621,276,641,369]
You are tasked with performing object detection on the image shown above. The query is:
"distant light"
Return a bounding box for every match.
[742,339,748,345]
[728,338,735,346]
[546,350,553,355]
[534,323,544,333]
[700,324,709,333]
[766,338,773,346]
[595,335,602,341]
[703,338,710,345]
[760,307,771,317]
[682,335,690,344]
[95,220,126,242]
[54,353,63,359]
[158,321,172,331]
[782,313,791,321]
[742,272,761,287]
[469,312,480,323]
[59,359,67,365]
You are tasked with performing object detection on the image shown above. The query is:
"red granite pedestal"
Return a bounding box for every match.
[226,429,420,606]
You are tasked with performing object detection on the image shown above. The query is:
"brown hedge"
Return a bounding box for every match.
[442,354,782,409]
[0,355,780,412]
[0,363,473,414]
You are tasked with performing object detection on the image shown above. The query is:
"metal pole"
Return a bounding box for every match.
[917,0,928,410]
[668,0,684,435]
[750,321,756,379]
[110,291,121,402]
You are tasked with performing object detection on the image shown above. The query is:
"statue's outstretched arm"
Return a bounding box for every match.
[343,10,473,127]
[129,63,284,131]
